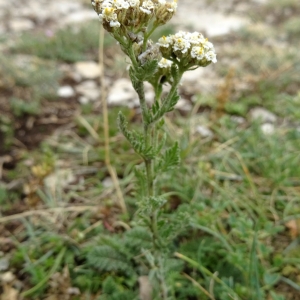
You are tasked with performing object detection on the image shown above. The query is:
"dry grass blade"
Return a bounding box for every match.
[98,25,127,214]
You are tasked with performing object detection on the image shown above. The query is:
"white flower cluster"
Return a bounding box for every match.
[158,58,173,68]
[91,0,178,28]
[158,31,217,66]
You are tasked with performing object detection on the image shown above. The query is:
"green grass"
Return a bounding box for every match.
[3,106,299,299]
[11,20,113,63]
[1,1,300,299]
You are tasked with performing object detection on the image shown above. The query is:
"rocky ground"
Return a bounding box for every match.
[1,0,300,299]
[1,0,296,139]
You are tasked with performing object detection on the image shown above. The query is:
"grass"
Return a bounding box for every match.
[1,1,300,299]
[10,20,114,63]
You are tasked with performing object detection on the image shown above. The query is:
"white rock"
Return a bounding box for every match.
[10,18,35,32]
[196,125,214,138]
[62,10,97,25]
[0,258,9,271]
[76,80,100,101]
[58,86,75,98]
[261,123,275,135]
[55,2,82,15]
[175,98,192,111]
[79,96,89,105]
[250,107,277,123]
[44,169,75,191]
[181,67,220,95]
[102,177,113,188]
[174,10,249,36]
[108,78,138,107]
[74,61,101,80]
[1,271,15,283]
[231,116,246,124]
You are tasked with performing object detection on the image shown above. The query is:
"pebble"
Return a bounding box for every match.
[57,86,75,98]
[10,18,35,32]
[0,258,9,271]
[175,98,193,111]
[196,125,214,138]
[107,78,138,107]
[250,107,277,123]
[261,123,275,135]
[74,61,101,80]
[1,271,15,283]
[102,177,114,188]
[75,80,100,102]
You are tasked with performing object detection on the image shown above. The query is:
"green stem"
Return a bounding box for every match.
[128,38,168,299]
[143,24,159,52]
[152,70,183,123]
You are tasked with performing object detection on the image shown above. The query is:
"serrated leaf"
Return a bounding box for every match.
[118,111,154,159]
[135,60,158,81]
[157,142,180,172]
[102,276,117,295]
[88,245,132,273]
[125,227,152,249]
[151,101,160,115]
[166,92,180,112]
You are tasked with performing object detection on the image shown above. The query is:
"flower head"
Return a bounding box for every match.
[157,30,217,69]
[140,0,155,14]
[158,58,173,68]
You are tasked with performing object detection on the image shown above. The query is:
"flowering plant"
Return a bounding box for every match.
[90,0,216,298]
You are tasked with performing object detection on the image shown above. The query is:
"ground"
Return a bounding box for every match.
[0,0,300,299]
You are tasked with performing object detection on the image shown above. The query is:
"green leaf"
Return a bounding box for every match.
[157,142,180,172]
[88,245,132,273]
[269,291,286,300]
[118,111,154,159]
[135,60,158,81]
[102,276,117,295]
[166,92,180,112]
[125,227,152,249]
[263,272,281,287]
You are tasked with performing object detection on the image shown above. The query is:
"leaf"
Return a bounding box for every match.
[263,272,281,287]
[135,60,158,81]
[102,276,117,295]
[125,227,152,249]
[118,111,154,159]
[157,142,180,172]
[166,92,180,112]
[269,291,285,300]
[88,246,132,273]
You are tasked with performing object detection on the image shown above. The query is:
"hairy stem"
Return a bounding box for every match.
[128,39,169,299]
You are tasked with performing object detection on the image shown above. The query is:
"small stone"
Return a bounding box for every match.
[196,125,214,138]
[74,61,101,80]
[175,98,192,111]
[102,177,113,188]
[108,78,138,107]
[57,86,75,98]
[261,123,275,135]
[0,258,9,271]
[231,116,245,124]
[75,80,100,101]
[250,107,277,123]
[67,287,80,295]
[44,169,75,191]
[181,67,220,95]
[79,96,89,105]
[10,19,35,32]
[62,11,97,25]
[1,272,15,283]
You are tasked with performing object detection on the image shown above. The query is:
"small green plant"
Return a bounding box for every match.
[87,0,217,299]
